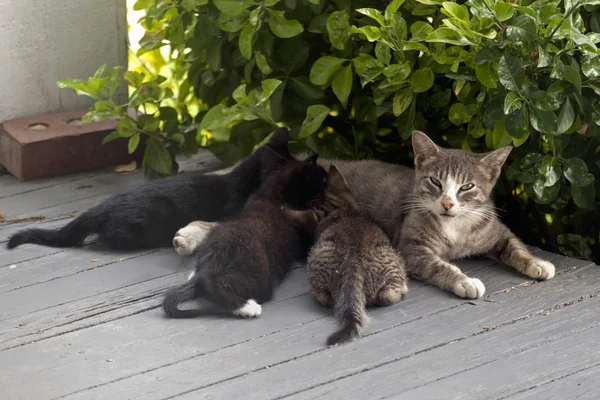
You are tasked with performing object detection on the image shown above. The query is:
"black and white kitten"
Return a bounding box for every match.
[7,128,294,250]
[162,154,328,318]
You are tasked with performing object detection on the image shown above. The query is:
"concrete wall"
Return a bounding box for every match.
[0,0,128,122]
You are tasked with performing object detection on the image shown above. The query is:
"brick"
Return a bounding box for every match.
[0,109,144,181]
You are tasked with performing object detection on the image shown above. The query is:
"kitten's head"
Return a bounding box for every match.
[282,165,358,232]
[411,130,511,218]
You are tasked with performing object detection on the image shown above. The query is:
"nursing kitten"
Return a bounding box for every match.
[7,128,294,250]
[162,154,328,318]
[284,166,408,345]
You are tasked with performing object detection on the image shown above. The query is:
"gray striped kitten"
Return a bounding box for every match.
[284,165,408,345]
[319,131,554,299]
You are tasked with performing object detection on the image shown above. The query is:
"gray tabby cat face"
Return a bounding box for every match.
[411,131,511,218]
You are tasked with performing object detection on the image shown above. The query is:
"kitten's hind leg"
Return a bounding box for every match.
[489,225,555,280]
[374,280,407,307]
[173,221,217,255]
[312,289,334,308]
[201,273,265,318]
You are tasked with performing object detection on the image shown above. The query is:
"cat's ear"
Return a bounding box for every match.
[412,130,440,168]
[327,165,359,210]
[281,206,318,232]
[479,146,512,181]
[305,153,319,165]
[266,127,291,158]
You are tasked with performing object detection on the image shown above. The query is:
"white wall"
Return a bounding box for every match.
[0,0,128,122]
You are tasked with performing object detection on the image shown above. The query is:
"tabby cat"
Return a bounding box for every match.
[284,165,408,345]
[177,131,555,300]
[162,154,328,318]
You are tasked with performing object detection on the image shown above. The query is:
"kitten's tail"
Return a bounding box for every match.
[327,273,368,346]
[7,206,105,249]
[162,276,204,318]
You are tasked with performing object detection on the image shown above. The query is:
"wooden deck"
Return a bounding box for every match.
[1,151,599,400]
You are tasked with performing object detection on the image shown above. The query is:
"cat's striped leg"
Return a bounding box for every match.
[403,244,485,299]
[488,225,555,280]
[173,221,217,255]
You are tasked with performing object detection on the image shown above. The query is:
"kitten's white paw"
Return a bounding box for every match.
[525,258,555,280]
[173,222,213,255]
[452,278,486,299]
[187,270,196,281]
[232,299,262,318]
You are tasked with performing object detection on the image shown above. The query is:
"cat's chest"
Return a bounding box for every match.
[438,218,475,259]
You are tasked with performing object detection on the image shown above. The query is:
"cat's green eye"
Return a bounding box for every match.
[429,177,442,187]
[460,183,474,191]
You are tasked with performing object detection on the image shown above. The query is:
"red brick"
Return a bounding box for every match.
[0,109,144,181]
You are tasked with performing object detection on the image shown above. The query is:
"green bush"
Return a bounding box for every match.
[58,0,600,262]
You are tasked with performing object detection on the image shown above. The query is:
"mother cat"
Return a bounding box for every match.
[8,130,554,299]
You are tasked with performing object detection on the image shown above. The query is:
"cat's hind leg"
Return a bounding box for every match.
[312,289,334,308]
[200,272,269,318]
[373,252,408,306]
[173,221,217,255]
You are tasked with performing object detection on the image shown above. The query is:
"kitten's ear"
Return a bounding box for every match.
[266,127,291,158]
[412,130,440,168]
[305,153,319,165]
[327,165,359,210]
[480,146,512,181]
[281,206,318,232]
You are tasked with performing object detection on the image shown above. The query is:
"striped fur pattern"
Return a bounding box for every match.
[314,132,555,299]
[285,166,408,345]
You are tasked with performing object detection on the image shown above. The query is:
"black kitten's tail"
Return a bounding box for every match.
[326,273,367,346]
[163,276,204,318]
[7,206,105,249]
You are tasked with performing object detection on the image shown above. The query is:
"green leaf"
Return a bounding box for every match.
[171,133,185,145]
[498,54,526,92]
[327,10,351,50]
[116,118,139,138]
[299,105,330,138]
[426,27,474,46]
[442,2,470,23]
[290,77,324,100]
[213,0,253,16]
[128,134,141,154]
[512,131,530,147]
[582,56,600,78]
[309,56,346,85]
[101,130,121,145]
[506,15,536,44]
[200,104,239,130]
[232,84,247,103]
[144,137,172,175]
[557,98,575,134]
[332,65,353,108]
[410,67,434,93]
[532,179,560,204]
[386,0,406,17]
[268,10,304,38]
[493,120,512,148]
[504,92,522,115]
[495,2,514,21]
[505,107,529,138]
[393,88,414,117]
[565,158,595,186]
[356,8,385,25]
[255,51,273,75]
[529,90,560,111]
[410,21,434,41]
[261,79,282,100]
[124,71,144,88]
[557,234,592,260]
[539,155,561,187]
[217,12,249,32]
[375,41,392,65]
[571,183,596,209]
[353,54,384,87]
[239,23,255,60]
[357,26,382,41]
[476,62,498,89]
[448,103,473,126]
[182,0,208,11]
[563,65,582,93]
[529,106,558,135]
[382,62,411,83]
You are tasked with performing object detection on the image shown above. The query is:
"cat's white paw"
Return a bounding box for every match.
[452,278,486,299]
[173,222,214,255]
[525,258,555,280]
[232,299,262,318]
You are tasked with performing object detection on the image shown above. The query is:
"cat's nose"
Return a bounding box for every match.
[441,199,454,211]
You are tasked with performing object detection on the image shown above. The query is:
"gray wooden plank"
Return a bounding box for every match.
[280,289,600,399]
[160,261,598,400]
[507,363,600,400]
[37,257,578,400]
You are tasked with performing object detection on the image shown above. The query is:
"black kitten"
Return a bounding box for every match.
[162,154,328,318]
[7,128,294,250]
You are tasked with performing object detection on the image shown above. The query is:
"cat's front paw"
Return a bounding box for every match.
[452,278,485,299]
[524,258,555,280]
[232,300,262,318]
[172,222,214,255]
